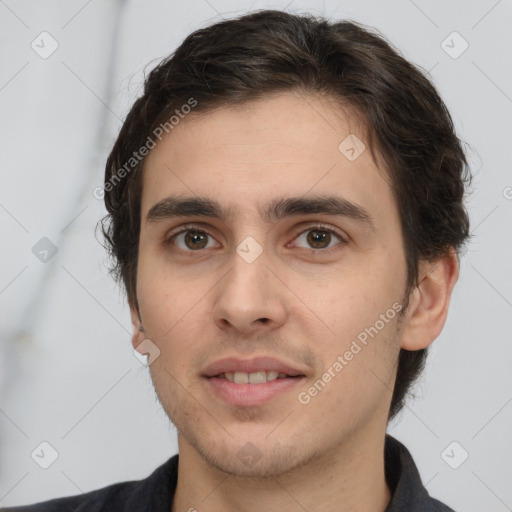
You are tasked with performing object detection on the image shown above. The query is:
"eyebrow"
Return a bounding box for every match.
[146,194,375,231]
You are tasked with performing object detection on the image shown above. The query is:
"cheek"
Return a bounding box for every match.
[136,258,213,372]
[293,269,402,398]
[136,249,201,337]
[298,315,400,435]
[293,261,403,341]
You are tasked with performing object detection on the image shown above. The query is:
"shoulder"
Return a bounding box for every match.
[1,454,179,512]
[2,480,141,512]
[384,435,458,512]
[428,497,457,512]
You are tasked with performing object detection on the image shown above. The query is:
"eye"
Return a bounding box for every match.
[291,224,345,252]
[165,225,219,251]
[164,223,346,254]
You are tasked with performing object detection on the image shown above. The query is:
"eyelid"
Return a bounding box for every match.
[289,222,347,243]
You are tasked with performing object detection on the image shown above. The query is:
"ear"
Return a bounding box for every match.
[399,248,460,350]
[130,302,146,350]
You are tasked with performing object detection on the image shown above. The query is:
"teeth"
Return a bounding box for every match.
[249,371,267,384]
[266,371,279,381]
[224,370,283,384]
[234,372,249,384]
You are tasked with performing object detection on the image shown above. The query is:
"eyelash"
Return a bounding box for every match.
[164,223,347,254]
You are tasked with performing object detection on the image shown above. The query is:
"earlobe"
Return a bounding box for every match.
[399,248,460,351]
[129,303,146,350]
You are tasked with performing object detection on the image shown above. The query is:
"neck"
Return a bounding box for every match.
[171,430,392,512]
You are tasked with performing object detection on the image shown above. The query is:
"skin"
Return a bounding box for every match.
[130,90,459,512]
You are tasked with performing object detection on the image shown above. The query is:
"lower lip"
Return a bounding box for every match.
[205,376,304,407]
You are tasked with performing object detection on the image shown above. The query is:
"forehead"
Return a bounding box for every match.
[140,91,396,227]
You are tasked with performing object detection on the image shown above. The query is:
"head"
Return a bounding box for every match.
[101,10,470,475]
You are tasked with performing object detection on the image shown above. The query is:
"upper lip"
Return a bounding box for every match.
[202,356,307,378]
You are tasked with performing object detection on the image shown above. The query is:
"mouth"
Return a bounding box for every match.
[215,371,303,384]
[202,357,307,407]
[202,356,307,379]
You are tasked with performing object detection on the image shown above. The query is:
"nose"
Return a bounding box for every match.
[212,247,288,336]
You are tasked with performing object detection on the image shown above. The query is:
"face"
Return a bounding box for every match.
[132,91,410,477]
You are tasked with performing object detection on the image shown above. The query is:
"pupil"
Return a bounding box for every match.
[185,231,207,249]
[307,230,330,249]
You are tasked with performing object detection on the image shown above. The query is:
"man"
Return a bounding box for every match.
[5,9,469,512]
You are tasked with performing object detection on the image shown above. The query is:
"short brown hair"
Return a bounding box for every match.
[101,10,471,422]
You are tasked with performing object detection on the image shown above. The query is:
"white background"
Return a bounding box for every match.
[0,0,511,510]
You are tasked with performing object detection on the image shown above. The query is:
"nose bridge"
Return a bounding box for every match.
[212,235,287,332]
[223,239,271,309]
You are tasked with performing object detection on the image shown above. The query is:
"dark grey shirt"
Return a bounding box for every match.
[2,435,456,511]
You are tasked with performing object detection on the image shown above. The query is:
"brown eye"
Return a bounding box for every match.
[183,231,209,250]
[168,228,218,251]
[293,226,344,252]
[306,230,331,249]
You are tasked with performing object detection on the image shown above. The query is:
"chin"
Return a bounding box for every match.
[188,432,321,479]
